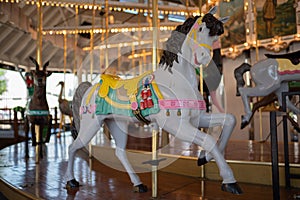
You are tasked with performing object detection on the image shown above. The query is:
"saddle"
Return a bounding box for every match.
[99,72,152,100]
[265,50,300,65]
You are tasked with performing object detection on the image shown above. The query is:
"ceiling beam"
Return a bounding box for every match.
[10,33,32,58]
[0,25,13,41]
[19,40,36,61]
[0,30,24,55]
[43,45,60,63]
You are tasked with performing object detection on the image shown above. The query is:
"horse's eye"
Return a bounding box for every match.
[199,27,202,32]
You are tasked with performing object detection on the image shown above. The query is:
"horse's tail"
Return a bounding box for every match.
[234,63,251,96]
[71,82,92,139]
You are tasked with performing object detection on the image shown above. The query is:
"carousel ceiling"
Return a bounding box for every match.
[0,0,203,74]
[0,0,299,74]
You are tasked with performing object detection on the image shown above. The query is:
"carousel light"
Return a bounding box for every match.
[273,37,278,44]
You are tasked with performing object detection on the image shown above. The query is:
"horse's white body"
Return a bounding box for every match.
[65,7,242,194]
[239,58,300,124]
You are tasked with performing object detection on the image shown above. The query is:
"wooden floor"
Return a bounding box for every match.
[1,127,300,199]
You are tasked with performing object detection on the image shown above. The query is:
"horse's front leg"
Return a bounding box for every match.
[105,120,148,193]
[38,124,44,159]
[24,117,30,158]
[195,113,236,166]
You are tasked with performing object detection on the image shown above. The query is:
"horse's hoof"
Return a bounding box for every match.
[240,116,249,129]
[66,179,80,190]
[133,184,148,193]
[221,182,243,195]
[197,157,208,166]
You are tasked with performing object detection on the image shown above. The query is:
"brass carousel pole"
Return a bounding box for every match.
[36,0,43,67]
[36,0,43,164]
[152,0,159,198]
[198,0,205,198]
[74,5,78,80]
[88,1,96,158]
[90,1,96,82]
[63,33,67,87]
[105,0,109,68]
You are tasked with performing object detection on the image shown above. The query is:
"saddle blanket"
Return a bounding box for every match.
[95,71,162,117]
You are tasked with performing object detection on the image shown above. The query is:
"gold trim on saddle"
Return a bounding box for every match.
[277,59,300,74]
[99,71,152,98]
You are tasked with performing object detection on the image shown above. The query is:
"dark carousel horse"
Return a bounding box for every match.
[24,57,52,159]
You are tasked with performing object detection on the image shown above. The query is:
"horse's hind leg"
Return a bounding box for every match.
[65,117,101,189]
[105,120,147,193]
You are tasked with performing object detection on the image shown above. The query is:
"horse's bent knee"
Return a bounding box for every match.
[225,114,236,126]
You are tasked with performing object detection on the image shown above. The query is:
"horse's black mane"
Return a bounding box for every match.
[159,13,223,73]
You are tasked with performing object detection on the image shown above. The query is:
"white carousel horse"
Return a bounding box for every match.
[235,50,300,129]
[64,6,243,195]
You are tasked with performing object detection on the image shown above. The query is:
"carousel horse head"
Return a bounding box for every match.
[29,56,52,88]
[159,6,229,73]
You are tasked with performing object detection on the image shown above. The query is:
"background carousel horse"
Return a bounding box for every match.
[24,56,52,158]
[234,50,300,129]
[64,7,242,195]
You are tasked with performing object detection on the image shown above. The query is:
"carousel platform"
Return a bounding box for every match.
[0,126,300,200]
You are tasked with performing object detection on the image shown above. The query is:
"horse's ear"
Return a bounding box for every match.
[43,61,50,71]
[208,6,218,15]
[29,56,39,71]
[219,16,230,24]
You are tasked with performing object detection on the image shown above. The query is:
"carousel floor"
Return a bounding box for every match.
[0,127,300,200]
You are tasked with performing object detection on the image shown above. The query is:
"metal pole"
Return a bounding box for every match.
[152,128,158,198]
[270,111,280,200]
[36,0,43,67]
[105,0,109,68]
[63,33,67,86]
[152,0,159,197]
[282,92,291,188]
[74,5,78,77]
[90,1,95,82]
[152,0,158,71]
